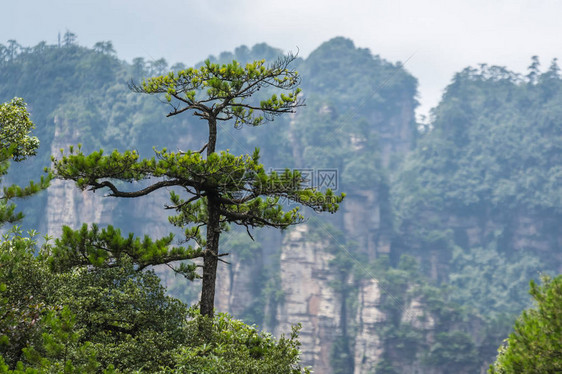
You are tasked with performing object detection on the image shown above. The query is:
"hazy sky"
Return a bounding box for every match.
[3,0,561,120]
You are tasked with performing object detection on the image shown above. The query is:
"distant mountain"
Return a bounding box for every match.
[1,36,560,373]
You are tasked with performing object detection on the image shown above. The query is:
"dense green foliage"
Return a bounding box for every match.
[393,60,562,316]
[394,62,562,214]
[385,59,562,372]
[165,314,310,374]
[489,275,562,373]
[1,36,560,373]
[0,228,310,373]
[0,98,50,226]
[294,38,416,185]
[369,256,482,372]
[2,244,188,372]
[0,98,39,161]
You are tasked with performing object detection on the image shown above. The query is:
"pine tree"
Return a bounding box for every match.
[51,55,345,317]
[489,275,562,373]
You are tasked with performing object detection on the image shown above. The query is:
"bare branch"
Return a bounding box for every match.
[91,179,184,198]
[196,143,208,154]
[245,225,255,241]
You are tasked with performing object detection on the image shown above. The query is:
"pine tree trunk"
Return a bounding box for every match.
[200,193,220,318]
[200,115,219,318]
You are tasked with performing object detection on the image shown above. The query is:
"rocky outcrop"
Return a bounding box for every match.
[342,189,391,261]
[365,95,415,168]
[353,280,385,374]
[402,207,562,281]
[269,229,445,374]
[46,115,117,236]
[215,253,260,317]
[273,225,342,373]
[45,114,185,239]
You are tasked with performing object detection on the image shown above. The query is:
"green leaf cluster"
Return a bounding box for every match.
[165,312,310,374]
[138,56,301,128]
[0,98,51,227]
[0,98,39,161]
[489,275,562,373]
[51,145,342,278]
[47,224,203,279]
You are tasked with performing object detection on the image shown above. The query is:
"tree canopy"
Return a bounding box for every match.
[489,275,562,373]
[0,227,311,373]
[0,98,50,226]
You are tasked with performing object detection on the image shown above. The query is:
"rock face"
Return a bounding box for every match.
[45,115,182,239]
[215,253,260,317]
[342,189,391,261]
[269,229,442,374]
[353,280,385,374]
[46,179,114,234]
[273,225,342,373]
[46,115,117,236]
[400,207,562,282]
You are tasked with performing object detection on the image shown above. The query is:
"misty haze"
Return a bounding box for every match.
[1,2,561,373]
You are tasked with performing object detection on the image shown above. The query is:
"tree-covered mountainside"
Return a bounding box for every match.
[1,35,560,373]
[393,61,562,316]
[395,61,562,214]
